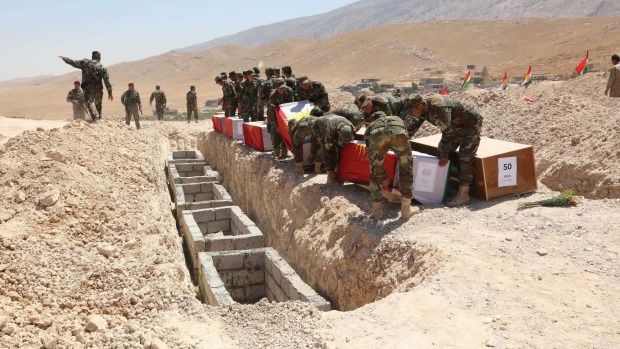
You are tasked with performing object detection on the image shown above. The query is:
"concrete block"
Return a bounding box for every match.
[246,226,263,238]
[183,184,202,194]
[176,163,193,172]
[228,287,245,302]
[219,271,233,286]
[214,207,232,220]
[192,209,216,223]
[212,253,244,270]
[234,234,264,250]
[243,251,265,269]
[245,285,266,303]
[266,288,275,302]
[207,220,231,234]
[232,269,265,286]
[205,237,234,252]
[200,182,214,192]
[172,151,187,159]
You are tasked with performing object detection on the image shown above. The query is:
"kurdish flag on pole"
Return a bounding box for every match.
[521,66,532,86]
[501,71,508,90]
[575,50,589,75]
[460,70,472,89]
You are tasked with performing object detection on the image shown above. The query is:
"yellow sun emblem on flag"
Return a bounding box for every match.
[354,143,368,159]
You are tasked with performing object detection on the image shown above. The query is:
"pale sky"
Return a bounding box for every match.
[0,0,358,82]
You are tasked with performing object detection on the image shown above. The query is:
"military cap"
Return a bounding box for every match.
[220,72,227,76]
[265,67,274,75]
[229,70,236,76]
[128,82,134,87]
[337,125,354,147]
[282,65,292,74]
[215,76,223,82]
[309,107,324,117]
[274,79,286,88]
[404,93,423,107]
[73,80,81,85]
[273,67,281,73]
[353,95,367,109]
[253,67,260,74]
[296,75,308,83]
[236,72,243,78]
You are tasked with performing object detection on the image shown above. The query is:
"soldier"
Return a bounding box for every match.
[186,85,198,124]
[215,76,236,117]
[66,81,88,120]
[282,65,297,99]
[364,111,416,220]
[59,51,113,121]
[605,54,620,97]
[149,85,167,121]
[354,93,403,122]
[228,71,239,116]
[288,114,323,175]
[241,70,259,122]
[298,77,330,112]
[235,72,244,116]
[311,114,355,184]
[220,72,228,80]
[268,80,294,159]
[273,67,281,78]
[330,107,365,132]
[121,82,142,129]
[257,67,275,122]
[405,94,483,207]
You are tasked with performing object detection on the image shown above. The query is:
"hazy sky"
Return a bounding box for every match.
[0,0,358,81]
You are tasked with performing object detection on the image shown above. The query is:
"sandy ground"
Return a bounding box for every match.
[0,116,67,145]
[1,72,619,349]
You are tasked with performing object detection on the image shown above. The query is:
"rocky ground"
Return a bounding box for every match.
[0,73,619,349]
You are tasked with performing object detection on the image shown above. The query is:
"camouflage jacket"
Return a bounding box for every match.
[311,115,354,145]
[297,81,329,110]
[121,89,141,109]
[408,96,483,157]
[222,81,237,102]
[149,90,167,106]
[234,80,242,99]
[241,79,259,104]
[66,88,86,112]
[289,115,319,162]
[268,87,294,108]
[259,76,276,101]
[284,74,297,94]
[186,91,197,108]
[364,115,409,147]
[361,93,403,121]
[62,57,112,94]
[332,108,364,132]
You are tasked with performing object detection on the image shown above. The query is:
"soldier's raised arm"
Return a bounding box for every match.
[59,56,84,69]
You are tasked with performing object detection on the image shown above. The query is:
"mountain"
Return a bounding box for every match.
[2,17,620,120]
[179,0,620,52]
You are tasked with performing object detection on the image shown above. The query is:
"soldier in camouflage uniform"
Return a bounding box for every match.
[149,85,167,121]
[228,71,239,116]
[354,93,403,122]
[273,67,281,78]
[66,81,88,120]
[288,115,323,175]
[59,51,113,121]
[186,85,198,124]
[298,78,330,112]
[257,67,275,122]
[364,111,415,220]
[235,72,244,116]
[330,107,365,132]
[240,70,259,122]
[311,114,355,184]
[216,76,237,117]
[121,83,142,129]
[406,94,483,207]
[282,66,297,100]
[268,80,294,159]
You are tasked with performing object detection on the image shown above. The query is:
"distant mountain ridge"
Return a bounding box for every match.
[179,0,620,52]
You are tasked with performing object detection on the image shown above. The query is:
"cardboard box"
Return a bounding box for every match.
[411,134,537,201]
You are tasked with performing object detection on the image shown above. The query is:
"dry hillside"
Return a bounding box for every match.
[1,17,620,120]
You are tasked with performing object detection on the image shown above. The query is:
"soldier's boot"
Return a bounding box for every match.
[446,185,471,207]
[314,162,324,174]
[326,171,340,185]
[278,146,288,159]
[400,198,418,219]
[273,147,280,158]
[370,202,383,220]
[295,162,304,175]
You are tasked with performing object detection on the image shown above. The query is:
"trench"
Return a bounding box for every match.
[198,132,440,311]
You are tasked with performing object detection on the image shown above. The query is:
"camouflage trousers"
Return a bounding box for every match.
[257,100,266,121]
[320,143,341,172]
[266,107,284,150]
[291,136,322,164]
[125,107,140,129]
[72,105,87,120]
[187,107,198,121]
[241,100,257,122]
[83,86,103,120]
[367,131,413,202]
[155,105,165,120]
[229,99,238,117]
[445,118,482,186]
